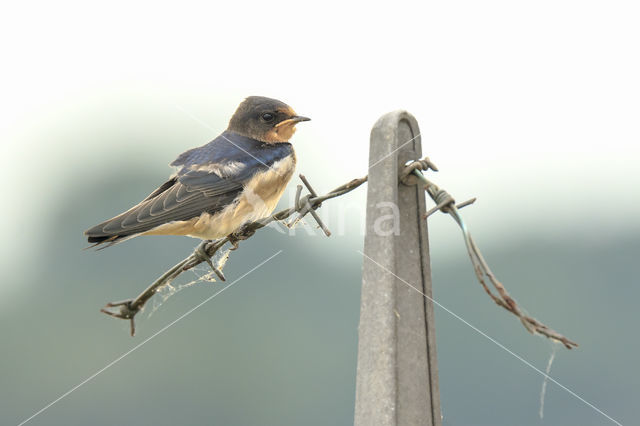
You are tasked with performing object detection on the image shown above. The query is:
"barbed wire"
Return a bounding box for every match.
[100,174,367,336]
[401,158,578,349]
[101,160,577,350]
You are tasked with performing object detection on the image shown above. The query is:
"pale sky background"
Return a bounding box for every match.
[1,1,639,425]
[2,1,638,265]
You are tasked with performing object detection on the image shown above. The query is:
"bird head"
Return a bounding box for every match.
[227,96,310,143]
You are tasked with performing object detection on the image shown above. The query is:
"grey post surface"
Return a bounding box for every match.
[354,111,441,426]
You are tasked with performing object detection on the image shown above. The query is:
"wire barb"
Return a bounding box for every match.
[287,174,332,235]
[407,160,578,349]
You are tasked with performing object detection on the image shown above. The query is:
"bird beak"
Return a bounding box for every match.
[275,115,311,128]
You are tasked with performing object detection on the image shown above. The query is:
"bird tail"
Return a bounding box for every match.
[84,177,179,249]
[84,206,152,249]
[84,222,140,249]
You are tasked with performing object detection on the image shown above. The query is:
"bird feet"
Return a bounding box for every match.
[227,226,256,250]
[193,240,226,281]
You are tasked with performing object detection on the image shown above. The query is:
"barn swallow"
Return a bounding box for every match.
[85,96,310,249]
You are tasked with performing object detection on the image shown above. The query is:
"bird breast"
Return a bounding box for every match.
[190,152,297,239]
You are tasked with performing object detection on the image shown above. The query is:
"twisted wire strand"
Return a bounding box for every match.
[407,161,577,349]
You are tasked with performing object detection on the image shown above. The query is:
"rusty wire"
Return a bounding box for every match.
[100,174,367,336]
[402,158,578,349]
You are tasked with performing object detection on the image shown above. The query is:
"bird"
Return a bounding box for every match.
[85,96,310,254]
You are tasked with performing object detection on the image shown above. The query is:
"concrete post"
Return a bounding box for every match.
[355,111,441,426]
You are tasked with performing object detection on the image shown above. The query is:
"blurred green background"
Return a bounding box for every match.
[1,92,638,426]
[2,1,639,425]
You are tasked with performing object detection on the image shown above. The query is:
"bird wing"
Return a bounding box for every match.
[96,172,245,237]
[85,132,292,243]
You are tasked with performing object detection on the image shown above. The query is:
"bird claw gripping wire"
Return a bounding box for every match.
[192,240,227,280]
[226,225,258,251]
[404,157,578,349]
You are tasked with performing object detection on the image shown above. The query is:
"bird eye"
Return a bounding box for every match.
[261,112,274,122]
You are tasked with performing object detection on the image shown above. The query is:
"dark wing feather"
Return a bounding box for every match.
[86,169,247,242]
[141,177,178,202]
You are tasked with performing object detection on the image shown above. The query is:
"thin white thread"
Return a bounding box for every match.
[368,132,421,170]
[17,251,282,426]
[175,105,284,177]
[357,250,623,426]
[540,344,558,419]
[178,104,418,177]
[220,134,285,177]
